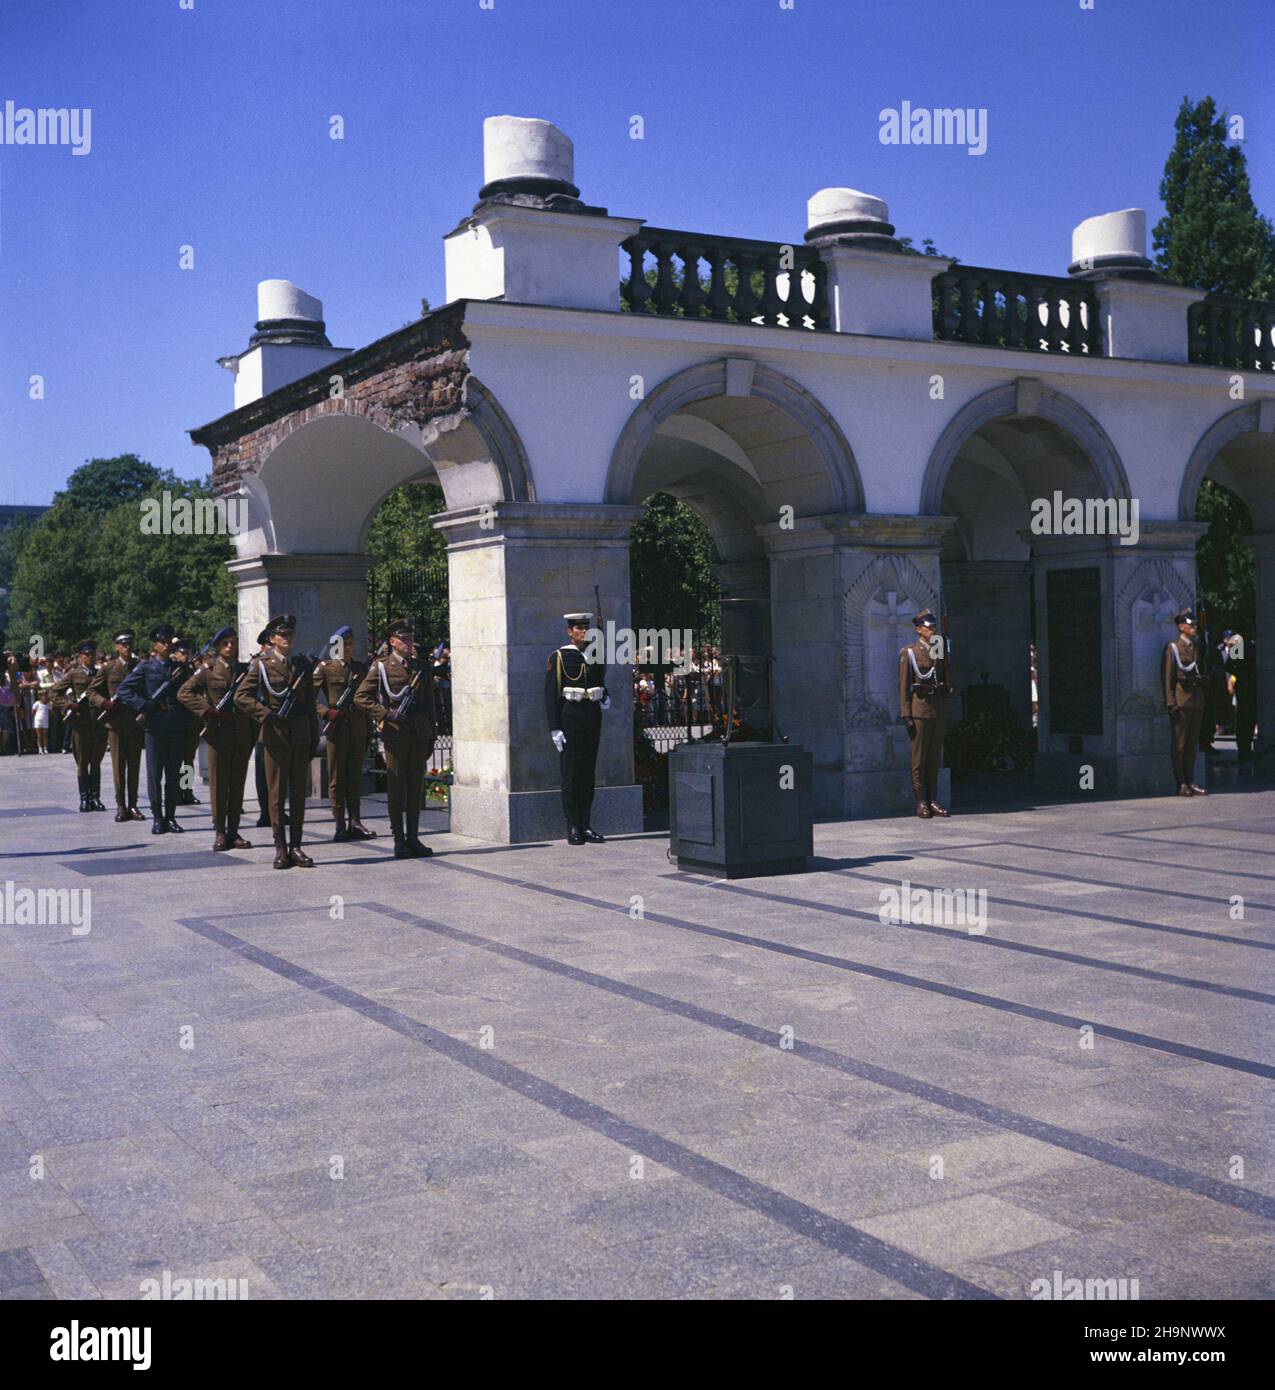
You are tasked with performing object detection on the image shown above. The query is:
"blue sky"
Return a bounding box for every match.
[1,0,1270,504]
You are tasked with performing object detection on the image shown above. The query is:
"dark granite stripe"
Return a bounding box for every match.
[703,874,1275,1002]
[431,860,1275,1082]
[359,900,1275,1223]
[176,915,995,1300]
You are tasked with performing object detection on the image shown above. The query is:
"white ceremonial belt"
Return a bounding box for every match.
[586,686,605,701]
[562,687,586,702]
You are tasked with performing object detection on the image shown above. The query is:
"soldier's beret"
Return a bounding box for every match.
[211,626,236,646]
[151,623,175,643]
[913,610,938,628]
[113,629,134,645]
[75,639,97,654]
[329,625,353,644]
[266,614,296,636]
[1174,608,1197,626]
[563,612,594,626]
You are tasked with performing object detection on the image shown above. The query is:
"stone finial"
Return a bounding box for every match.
[804,187,897,247]
[250,279,331,347]
[480,116,579,201]
[1069,209,1152,276]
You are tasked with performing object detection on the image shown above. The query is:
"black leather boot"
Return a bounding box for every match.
[77,774,90,812]
[392,813,410,859]
[406,810,432,858]
[333,811,350,843]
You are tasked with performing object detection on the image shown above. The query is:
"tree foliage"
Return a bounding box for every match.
[1195,478,1256,638]
[1154,96,1275,301]
[7,456,234,652]
[629,492,721,648]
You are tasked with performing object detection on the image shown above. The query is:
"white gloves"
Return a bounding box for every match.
[551,730,566,753]
[601,694,612,710]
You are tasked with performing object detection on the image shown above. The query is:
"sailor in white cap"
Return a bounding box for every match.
[544,612,611,845]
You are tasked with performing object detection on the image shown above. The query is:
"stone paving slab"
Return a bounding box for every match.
[1,753,1273,1298]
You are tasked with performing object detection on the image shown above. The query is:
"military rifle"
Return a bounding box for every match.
[135,639,214,726]
[321,659,368,738]
[274,654,317,721]
[96,655,138,726]
[201,661,252,737]
[939,600,952,696]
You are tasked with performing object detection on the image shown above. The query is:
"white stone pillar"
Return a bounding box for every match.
[227,553,372,655]
[761,513,955,817]
[1068,208,1205,363]
[444,115,642,311]
[805,188,951,338]
[434,502,645,843]
[1245,531,1275,769]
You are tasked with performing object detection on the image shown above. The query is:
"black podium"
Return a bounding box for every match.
[668,740,813,878]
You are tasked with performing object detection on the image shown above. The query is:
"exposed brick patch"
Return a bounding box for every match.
[190,304,471,498]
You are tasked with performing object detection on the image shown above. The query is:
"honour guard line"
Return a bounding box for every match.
[35,588,1239,866]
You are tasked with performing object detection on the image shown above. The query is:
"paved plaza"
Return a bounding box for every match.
[1,753,1272,1301]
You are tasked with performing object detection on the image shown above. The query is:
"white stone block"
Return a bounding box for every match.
[258,278,323,323]
[807,187,889,232]
[484,116,574,187]
[1071,209,1145,268]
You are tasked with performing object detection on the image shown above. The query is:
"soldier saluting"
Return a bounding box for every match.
[899,609,950,819]
[51,640,108,812]
[236,614,319,869]
[545,612,610,846]
[88,629,144,821]
[1163,606,1208,797]
[354,619,435,860]
[178,626,255,851]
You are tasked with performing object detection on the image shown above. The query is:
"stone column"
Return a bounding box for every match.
[760,513,955,818]
[434,502,645,843]
[226,553,372,655]
[1245,531,1275,771]
[941,560,1033,728]
[1032,524,1202,798]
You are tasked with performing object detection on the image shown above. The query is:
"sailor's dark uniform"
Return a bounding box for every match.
[545,643,609,837]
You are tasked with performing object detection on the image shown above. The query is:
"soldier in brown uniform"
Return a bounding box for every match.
[235,614,319,869]
[1163,606,1208,797]
[899,609,950,819]
[88,628,144,821]
[176,644,206,807]
[354,619,435,859]
[52,640,109,812]
[178,626,255,851]
[313,624,376,843]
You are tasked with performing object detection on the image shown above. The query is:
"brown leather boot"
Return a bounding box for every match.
[212,831,229,852]
[1188,784,1208,796]
[1177,784,1192,797]
[228,818,252,849]
[273,834,291,869]
[928,800,950,818]
[347,813,376,839]
[289,844,315,868]
[332,812,350,843]
[915,800,932,819]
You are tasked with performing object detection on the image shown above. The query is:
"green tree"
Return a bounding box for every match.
[1195,479,1256,639]
[1154,96,1275,301]
[8,461,234,651]
[60,453,175,514]
[365,481,449,645]
[629,492,720,647]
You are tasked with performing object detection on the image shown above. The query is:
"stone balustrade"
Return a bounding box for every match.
[932,265,1103,356]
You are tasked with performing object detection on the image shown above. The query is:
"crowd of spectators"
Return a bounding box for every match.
[0,648,75,755]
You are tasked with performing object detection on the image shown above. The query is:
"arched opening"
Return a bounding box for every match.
[930,391,1129,804]
[609,359,864,818]
[1181,405,1275,778]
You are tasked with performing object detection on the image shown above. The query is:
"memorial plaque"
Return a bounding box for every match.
[1046,567,1103,735]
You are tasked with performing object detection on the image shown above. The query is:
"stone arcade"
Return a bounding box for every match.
[190,114,1275,843]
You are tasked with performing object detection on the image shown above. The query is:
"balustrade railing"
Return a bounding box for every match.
[620,228,830,330]
[1189,295,1275,373]
[932,266,1103,356]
